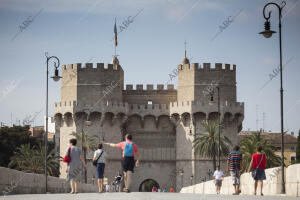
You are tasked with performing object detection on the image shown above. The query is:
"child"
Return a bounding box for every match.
[114,171,123,192]
[213,166,224,194]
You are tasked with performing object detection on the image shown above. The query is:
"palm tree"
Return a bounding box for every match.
[240,131,281,172]
[70,131,98,183]
[193,120,232,171]
[8,144,60,176]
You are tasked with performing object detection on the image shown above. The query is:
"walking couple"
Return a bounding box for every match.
[227,145,266,196]
[94,133,140,193]
[63,138,108,193]
[63,134,140,194]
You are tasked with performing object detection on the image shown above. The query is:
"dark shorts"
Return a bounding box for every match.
[252,168,266,180]
[215,179,222,187]
[122,156,135,172]
[96,163,105,179]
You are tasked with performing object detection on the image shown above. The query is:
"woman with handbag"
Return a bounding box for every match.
[93,143,107,193]
[65,138,86,194]
[248,146,266,196]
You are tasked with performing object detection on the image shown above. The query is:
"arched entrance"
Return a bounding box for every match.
[139,179,160,192]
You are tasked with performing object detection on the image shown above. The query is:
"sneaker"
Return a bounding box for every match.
[123,188,131,193]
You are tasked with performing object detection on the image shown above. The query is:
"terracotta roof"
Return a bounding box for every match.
[238,131,297,144]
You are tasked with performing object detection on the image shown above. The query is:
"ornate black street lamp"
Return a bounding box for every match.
[190,175,194,186]
[207,169,213,180]
[45,53,61,193]
[209,85,221,168]
[80,109,92,183]
[259,1,286,194]
[179,169,184,189]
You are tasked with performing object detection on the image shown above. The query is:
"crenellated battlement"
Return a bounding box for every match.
[124,84,175,91]
[178,63,236,71]
[54,100,244,117]
[62,62,122,71]
[54,100,243,109]
[61,62,124,103]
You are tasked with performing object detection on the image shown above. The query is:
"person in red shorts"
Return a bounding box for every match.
[248,146,266,196]
[105,134,140,193]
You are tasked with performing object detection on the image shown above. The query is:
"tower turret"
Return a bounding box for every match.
[177,60,237,103]
[60,61,124,104]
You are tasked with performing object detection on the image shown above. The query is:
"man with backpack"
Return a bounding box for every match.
[105,134,140,193]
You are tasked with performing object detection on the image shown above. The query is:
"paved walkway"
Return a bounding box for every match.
[0,193,298,200]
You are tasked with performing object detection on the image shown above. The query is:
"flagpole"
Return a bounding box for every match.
[114,17,117,57]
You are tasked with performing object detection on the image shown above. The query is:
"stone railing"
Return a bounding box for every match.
[180,164,300,197]
[0,167,97,195]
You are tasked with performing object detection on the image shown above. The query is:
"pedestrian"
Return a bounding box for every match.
[169,187,175,193]
[248,146,266,196]
[162,188,167,192]
[213,166,223,194]
[152,186,158,192]
[227,145,242,195]
[93,143,107,193]
[105,184,110,193]
[114,171,123,192]
[105,134,140,193]
[65,138,86,194]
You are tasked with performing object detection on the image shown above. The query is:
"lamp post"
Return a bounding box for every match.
[209,85,221,169]
[190,175,194,186]
[259,1,286,194]
[179,169,184,189]
[207,169,213,180]
[45,53,61,193]
[80,109,92,183]
[190,123,201,184]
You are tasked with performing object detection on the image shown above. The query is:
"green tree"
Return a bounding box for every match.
[8,144,60,176]
[296,130,300,163]
[70,131,98,183]
[0,126,40,167]
[240,131,281,172]
[193,120,232,170]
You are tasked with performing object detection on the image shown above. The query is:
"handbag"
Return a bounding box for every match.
[62,147,71,165]
[93,150,104,166]
[252,154,264,179]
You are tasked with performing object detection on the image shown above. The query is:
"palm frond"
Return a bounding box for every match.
[193,120,232,169]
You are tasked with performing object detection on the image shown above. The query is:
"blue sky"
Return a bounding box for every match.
[0,0,299,135]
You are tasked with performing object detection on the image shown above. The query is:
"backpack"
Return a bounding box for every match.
[124,141,134,157]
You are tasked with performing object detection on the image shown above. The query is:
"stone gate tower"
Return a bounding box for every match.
[54,53,244,192]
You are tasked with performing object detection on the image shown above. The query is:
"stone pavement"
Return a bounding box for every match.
[0,193,298,200]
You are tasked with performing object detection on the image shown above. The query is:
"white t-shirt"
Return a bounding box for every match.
[105,184,110,192]
[93,149,107,163]
[213,170,223,180]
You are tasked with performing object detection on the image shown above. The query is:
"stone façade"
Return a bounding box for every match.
[54,55,244,192]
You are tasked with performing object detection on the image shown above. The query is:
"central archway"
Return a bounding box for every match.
[139,179,160,192]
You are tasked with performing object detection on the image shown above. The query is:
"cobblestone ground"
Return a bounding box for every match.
[0,193,298,200]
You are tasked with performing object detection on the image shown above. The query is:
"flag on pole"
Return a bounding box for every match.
[114,18,118,47]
